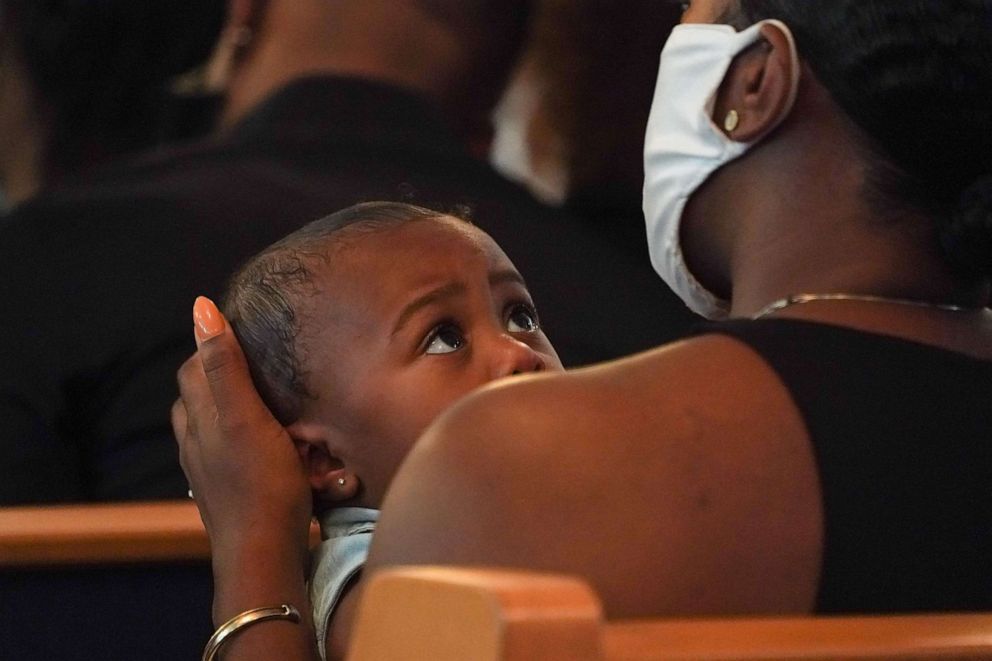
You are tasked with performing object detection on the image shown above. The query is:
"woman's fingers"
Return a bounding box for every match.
[170,396,190,468]
[192,296,280,436]
[176,353,212,436]
[176,297,310,529]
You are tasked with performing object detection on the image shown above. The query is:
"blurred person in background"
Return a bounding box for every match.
[492,0,701,341]
[0,0,225,209]
[0,0,684,505]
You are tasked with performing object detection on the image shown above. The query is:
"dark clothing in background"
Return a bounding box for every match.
[702,318,992,613]
[0,76,691,505]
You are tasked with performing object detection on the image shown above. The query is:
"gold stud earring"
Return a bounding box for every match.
[724,109,740,133]
[231,25,253,49]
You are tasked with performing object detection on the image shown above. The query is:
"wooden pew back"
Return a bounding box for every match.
[348,567,992,661]
[0,501,213,661]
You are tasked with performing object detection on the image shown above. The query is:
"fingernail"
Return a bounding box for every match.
[193,296,225,342]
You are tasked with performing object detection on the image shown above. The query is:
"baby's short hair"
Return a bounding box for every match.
[222,202,451,425]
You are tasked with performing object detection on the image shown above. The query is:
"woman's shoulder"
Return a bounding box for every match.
[371,333,823,615]
[449,334,788,428]
[415,333,807,486]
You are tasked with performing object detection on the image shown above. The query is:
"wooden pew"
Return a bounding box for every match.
[0,501,213,661]
[0,500,324,661]
[6,505,990,661]
[604,614,992,660]
[0,500,210,566]
[348,566,992,661]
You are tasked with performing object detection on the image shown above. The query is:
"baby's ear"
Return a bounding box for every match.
[286,422,360,503]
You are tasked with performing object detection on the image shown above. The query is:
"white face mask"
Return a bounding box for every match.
[643,20,799,319]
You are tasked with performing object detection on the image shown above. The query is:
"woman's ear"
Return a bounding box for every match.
[713,21,801,143]
[286,421,361,503]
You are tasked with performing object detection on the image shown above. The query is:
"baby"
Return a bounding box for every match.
[221,201,563,659]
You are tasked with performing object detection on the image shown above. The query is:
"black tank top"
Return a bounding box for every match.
[700,318,992,613]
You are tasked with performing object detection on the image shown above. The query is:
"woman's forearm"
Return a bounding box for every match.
[209,535,320,661]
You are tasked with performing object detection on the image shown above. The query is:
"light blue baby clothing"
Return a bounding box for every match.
[309,507,378,661]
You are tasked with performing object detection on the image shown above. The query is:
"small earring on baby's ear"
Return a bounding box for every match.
[336,477,346,487]
[724,109,740,133]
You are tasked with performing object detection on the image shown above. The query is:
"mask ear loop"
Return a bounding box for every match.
[744,19,801,144]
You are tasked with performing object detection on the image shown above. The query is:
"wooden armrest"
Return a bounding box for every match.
[348,566,604,661]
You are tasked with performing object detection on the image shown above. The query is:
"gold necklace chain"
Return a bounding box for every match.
[752,293,975,320]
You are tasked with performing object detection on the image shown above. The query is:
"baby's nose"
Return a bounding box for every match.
[492,334,546,379]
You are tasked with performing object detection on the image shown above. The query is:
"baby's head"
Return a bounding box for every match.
[223,202,562,510]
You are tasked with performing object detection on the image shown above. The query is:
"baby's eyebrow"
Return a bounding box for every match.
[489,269,527,289]
[391,269,529,336]
[392,282,466,336]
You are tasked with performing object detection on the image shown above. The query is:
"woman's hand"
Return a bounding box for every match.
[172,297,313,598]
[172,297,319,659]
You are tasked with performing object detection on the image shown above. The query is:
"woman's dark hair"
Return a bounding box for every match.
[730,0,992,277]
[222,202,454,426]
[2,0,225,184]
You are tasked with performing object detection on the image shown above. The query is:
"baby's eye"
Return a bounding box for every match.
[506,304,540,333]
[425,325,465,355]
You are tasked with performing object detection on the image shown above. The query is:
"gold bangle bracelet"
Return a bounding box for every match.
[202,604,301,661]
